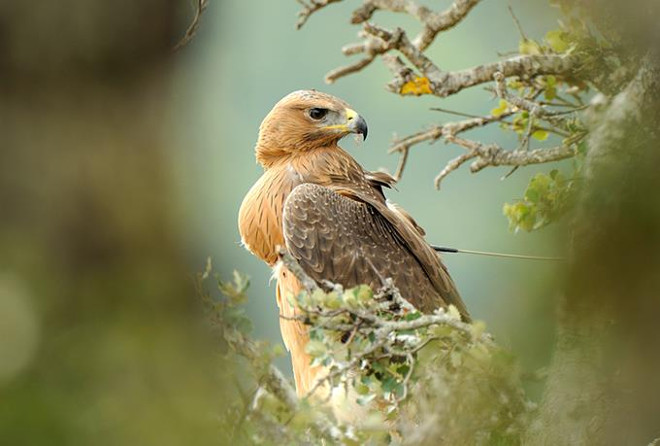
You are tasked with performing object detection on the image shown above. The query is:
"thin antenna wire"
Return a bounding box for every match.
[432,245,565,261]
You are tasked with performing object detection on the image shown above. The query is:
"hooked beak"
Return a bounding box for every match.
[345,108,368,140]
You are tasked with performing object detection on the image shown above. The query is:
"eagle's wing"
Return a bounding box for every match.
[282,183,469,319]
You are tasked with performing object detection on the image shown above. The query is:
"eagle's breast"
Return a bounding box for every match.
[238,165,299,265]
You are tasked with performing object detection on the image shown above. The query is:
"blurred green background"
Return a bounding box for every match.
[1,0,566,444]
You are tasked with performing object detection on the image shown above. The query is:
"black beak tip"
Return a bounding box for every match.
[357,116,368,140]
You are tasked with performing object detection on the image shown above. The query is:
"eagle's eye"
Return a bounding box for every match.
[308,108,328,120]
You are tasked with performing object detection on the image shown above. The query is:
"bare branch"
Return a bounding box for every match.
[469,142,577,173]
[298,0,585,187]
[296,0,343,29]
[393,147,409,182]
[317,1,575,96]
[174,0,209,51]
[434,151,479,189]
[351,0,482,50]
[325,52,378,84]
[389,126,442,154]
[507,4,529,42]
[425,54,575,98]
[324,0,481,83]
[364,23,442,75]
[388,111,517,180]
[433,135,577,188]
[346,22,576,96]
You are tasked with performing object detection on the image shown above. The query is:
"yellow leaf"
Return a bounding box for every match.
[491,99,509,117]
[400,76,433,96]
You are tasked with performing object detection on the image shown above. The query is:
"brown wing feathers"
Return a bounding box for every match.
[283,183,469,320]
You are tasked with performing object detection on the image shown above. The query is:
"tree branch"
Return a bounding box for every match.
[322,11,576,95]
[296,0,343,29]
[434,135,576,188]
[174,0,209,51]
[350,0,481,50]
[277,246,320,292]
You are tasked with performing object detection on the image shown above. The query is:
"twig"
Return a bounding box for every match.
[434,135,577,188]
[322,0,483,83]
[435,151,479,189]
[328,19,575,95]
[493,71,575,130]
[296,0,343,29]
[347,0,482,48]
[389,112,515,154]
[429,107,484,119]
[174,0,209,51]
[388,111,515,180]
[277,246,319,292]
[393,147,409,182]
[507,4,528,42]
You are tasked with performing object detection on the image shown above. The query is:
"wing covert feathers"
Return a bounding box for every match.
[283,183,470,320]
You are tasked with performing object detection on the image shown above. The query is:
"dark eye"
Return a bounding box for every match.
[308,108,328,120]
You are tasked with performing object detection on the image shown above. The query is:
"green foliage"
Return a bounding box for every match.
[494,11,596,233]
[503,168,578,232]
[200,263,533,445]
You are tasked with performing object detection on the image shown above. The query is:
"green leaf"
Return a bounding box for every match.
[545,29,570,53]
[519,39,541,55]
[381,375,401,394]
[355,383,370,395]
[532,129,549,141]
[544,85,557,101]
[404,312,422,321]
[305,340,326,357]
[218,271,250,304]
[526,187,540,204]
[356,394,377,406]
[323,291,341,309]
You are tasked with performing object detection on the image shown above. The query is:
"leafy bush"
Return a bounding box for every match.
[200,259,533,445]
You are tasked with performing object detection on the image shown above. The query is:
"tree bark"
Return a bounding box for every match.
[527,51,660,445]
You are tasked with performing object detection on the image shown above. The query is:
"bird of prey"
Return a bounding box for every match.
[238,90,469,396]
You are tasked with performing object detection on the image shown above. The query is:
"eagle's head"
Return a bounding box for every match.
[255,90,368,167]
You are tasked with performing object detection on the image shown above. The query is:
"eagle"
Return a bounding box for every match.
[238,90,469,396]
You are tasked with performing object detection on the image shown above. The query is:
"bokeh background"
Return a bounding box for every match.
[172,0,565,381]
[1,1,566,444]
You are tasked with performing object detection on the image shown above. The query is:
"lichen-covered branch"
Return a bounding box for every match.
[317,0,484,84]
[433,135,577,188]
[296,0,343,29]
[493,71,574,131]
[469,142,577,172]
[388,112,515,155]
[312,2,576,95]
[351,0,481,51]
[295,0,588,188]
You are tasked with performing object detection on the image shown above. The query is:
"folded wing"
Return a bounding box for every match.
[282,183,470,319]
